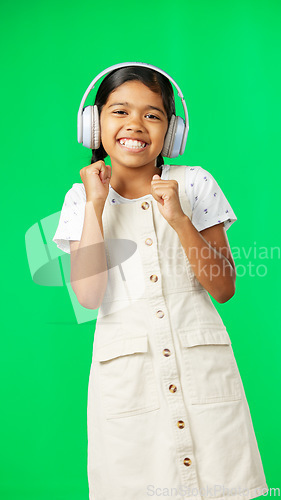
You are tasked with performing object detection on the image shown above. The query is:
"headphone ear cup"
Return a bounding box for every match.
[82,105,100,149]
[161,115,176,158]
[161,115,186,158]
[170,116,185,158]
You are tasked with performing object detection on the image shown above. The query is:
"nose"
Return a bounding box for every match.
[125,113,145,133]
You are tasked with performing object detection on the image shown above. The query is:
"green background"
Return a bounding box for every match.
[1,0,280,498]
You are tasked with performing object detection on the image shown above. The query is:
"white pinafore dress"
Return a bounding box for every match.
[86,165,268,500]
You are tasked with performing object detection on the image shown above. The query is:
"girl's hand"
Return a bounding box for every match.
[80,160,111,207]
[150,174,186,227]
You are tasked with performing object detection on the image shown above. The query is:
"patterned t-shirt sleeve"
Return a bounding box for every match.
[52,183,86,254]
[185,166,237,232]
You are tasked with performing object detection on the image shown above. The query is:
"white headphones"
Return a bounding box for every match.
[77,62,189,158]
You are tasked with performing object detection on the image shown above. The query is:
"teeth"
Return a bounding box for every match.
[119,139,146,148]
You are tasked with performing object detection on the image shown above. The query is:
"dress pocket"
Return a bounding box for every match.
[93,334,160,419]
[178,326,242,404]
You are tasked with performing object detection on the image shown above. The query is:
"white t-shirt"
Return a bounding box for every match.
[52,165,237,254]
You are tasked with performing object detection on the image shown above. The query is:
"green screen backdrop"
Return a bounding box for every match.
[1,0,280,499]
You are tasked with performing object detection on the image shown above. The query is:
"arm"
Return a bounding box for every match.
[70,201,108,310]
[171,217,236,303]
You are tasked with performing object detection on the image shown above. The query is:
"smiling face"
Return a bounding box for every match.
[99,80,169,172]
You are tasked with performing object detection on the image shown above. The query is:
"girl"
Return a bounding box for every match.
[53,64,268,500]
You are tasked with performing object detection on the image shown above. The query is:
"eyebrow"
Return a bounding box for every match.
[108,102,166,117]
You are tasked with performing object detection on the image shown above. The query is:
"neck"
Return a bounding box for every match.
[110,163,162,200]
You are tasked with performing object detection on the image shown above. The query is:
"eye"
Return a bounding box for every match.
[145,114,160,120]
[112,110,127,115]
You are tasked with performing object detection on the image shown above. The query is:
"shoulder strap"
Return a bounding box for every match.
[167,164,192,218]
[167,165,186,197]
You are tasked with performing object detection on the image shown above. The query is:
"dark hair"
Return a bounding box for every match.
[90,66,176,169]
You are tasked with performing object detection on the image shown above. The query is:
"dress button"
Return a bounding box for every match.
[141,201,150,210]
[169,384,177,393]
[145,238,153,246]
[156,310,164,318]
[150,275,158,282]
[163,348,171,357]
[177,420,185,429]
[183,457,192,466]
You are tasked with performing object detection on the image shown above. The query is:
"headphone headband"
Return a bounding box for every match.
[77,62,189,156]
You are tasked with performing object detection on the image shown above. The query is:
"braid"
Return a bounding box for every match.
[156,154,164,169]
[90,144,108,164]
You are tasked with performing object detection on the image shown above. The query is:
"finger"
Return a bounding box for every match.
[105,164,112,178]
[153,184,174,203]
[153,194,164,205]
[151,177,166,186]
[101,164,111,184]
[99,162,107,182]
[151,186,164,204]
